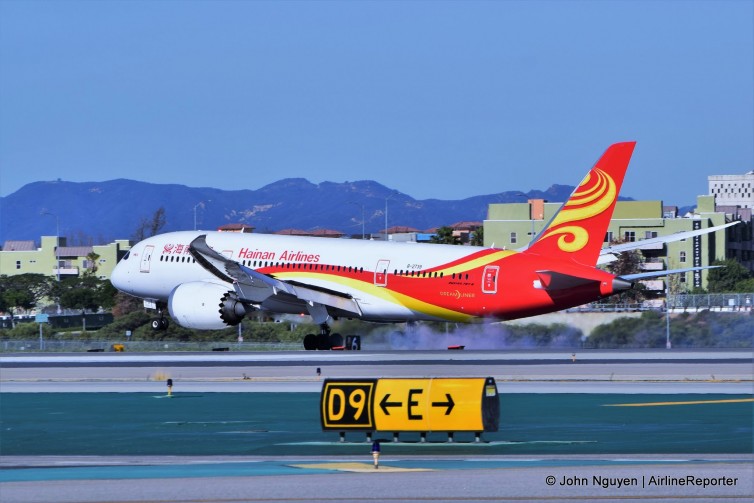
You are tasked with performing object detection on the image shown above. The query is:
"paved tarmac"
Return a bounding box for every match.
[1,455,752,502]
[1,350,752,502]
[2,349,752,393]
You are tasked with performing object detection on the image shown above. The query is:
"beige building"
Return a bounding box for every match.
[0,236,131,281]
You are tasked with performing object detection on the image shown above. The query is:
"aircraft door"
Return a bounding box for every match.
[482,265,499,294]
[374,260,390,287]
[140,245,155,273]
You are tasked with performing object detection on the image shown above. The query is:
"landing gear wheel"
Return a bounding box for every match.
[329,333,343,349]
[151,317,169,331]
[303,323,340,350]
[303,333,317,351]
[316,333,331,351]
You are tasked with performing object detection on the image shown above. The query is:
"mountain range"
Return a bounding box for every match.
[1,178,620,244]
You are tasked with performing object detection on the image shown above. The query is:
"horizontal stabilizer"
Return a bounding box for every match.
[534,270,598,290]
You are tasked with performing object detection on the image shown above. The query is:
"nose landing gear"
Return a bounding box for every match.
[150,306,170,331]
[150,317,169,331]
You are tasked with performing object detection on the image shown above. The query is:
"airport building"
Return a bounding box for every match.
[484,196,728,292]
[708,172,754,272]
[0,236,131,280]
[708,171,754,209]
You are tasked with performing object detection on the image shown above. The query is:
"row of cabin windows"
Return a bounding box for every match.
[392,270,469,280]
[158,254,364,274]
[158,254,470,280]
[394,270,443,278]
[241,260,364,274]
[160,255,196,263]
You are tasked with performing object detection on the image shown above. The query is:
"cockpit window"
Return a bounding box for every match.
[122,251,130,261]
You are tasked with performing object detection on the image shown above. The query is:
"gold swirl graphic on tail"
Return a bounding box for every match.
[538,168,616,253]
[541,225,590,253]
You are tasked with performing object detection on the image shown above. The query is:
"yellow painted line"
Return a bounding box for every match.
[604,398,754,407]
[290,462,431,473]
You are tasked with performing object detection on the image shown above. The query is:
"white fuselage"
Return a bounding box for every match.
[111,230,484,322]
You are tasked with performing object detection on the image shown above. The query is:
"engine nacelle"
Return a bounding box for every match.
[168,281,247,330]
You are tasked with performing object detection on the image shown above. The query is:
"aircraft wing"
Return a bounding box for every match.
[618,265,721,283]
[189,235,362,318]
[597,221,739,265]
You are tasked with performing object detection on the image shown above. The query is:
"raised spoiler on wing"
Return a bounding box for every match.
[618,265,722,283]
[189,234,362,320]
[518,216,739,264]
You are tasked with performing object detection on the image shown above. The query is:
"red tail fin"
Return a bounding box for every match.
[526,142,636,265]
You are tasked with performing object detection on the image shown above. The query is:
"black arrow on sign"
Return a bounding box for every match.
[432,394,455,415]
[380,393,402,415]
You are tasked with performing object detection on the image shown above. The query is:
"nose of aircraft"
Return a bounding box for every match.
[110,250,131,292]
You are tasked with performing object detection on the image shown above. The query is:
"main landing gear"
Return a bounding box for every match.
[303,323,343,350]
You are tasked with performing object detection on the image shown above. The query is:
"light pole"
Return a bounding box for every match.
[350,202,365,239]
[665,281,672,350]
[193,200,210,231]
[385,193,396,241]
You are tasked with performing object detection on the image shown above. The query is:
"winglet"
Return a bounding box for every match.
[526,142,636,265]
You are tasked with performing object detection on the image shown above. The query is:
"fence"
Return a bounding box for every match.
[570,293,754,313]
[667,293,753,311]
[0,313,113,330]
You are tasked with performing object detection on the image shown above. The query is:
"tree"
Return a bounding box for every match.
[603,241,646,302]
[707,259,753,293]
[52,276,117,312]
[429,226,461,245]
[133,207,167,241]
[470,226,484,246]
[112,291,143,317]
[0,274,52,326]
[707,259,752,293]
[85,251,100,276]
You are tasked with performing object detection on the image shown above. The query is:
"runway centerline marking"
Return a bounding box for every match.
[604,398,754,407]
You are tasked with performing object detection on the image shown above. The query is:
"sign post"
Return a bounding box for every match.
[35,314,49,351]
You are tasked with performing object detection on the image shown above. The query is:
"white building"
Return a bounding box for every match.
[708,171,754,209]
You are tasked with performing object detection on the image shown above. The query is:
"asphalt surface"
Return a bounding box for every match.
[1,350,752,503]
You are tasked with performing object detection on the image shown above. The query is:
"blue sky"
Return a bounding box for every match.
[1,0,752,205]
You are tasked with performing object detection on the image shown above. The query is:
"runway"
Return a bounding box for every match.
[0,350,752,502]
[2,349,752,393]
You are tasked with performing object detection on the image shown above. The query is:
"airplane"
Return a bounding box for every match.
[110,142,726,349]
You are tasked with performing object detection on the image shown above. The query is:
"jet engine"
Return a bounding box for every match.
[168,281,247,330]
